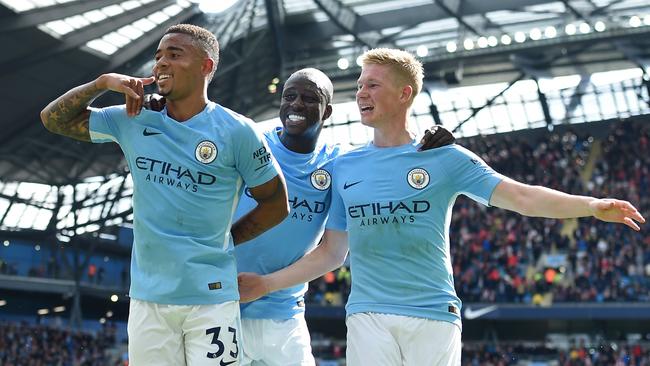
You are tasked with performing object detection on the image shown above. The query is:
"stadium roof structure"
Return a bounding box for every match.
[0,0,649,234]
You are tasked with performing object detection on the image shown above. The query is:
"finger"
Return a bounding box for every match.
[141,76,156,85]
[121,79,140,100]
[122,81,138,116]
[135,79,145,114]
[623,217,641,231]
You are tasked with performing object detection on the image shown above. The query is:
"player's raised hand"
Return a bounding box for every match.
[589,198,646,231]
[96,73,156,117]
[419,125,455,151]
[237,272,270,303]
[143,93,166,112]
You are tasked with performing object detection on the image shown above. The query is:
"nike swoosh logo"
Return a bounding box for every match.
[143,128,161,136]
[219,360,236,366]
[464,305,498,320]
[343,181,362,190]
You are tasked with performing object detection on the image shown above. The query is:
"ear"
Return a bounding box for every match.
[400,85,413,104]
[202,58,215,78]
[322,104,333,121]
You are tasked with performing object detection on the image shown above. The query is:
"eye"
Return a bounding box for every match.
[283,94,296,101]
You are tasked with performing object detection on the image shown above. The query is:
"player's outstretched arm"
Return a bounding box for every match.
[40,73,154,141]
[231,175,290,245]
[490,177,645,231]
[238,229,349,303]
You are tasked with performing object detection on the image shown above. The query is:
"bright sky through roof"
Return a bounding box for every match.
[191,0,238,13]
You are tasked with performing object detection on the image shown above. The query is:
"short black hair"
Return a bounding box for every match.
[164,24,219,81]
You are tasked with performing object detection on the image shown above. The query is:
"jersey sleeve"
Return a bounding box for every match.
[88,105,129,143]
[233,119,281,188]
[325,165,347,231]
[442,145,505,206]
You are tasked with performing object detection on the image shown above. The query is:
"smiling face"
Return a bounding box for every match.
[152,33,212,101]
[279,74,331,139]
[356,63,407,128]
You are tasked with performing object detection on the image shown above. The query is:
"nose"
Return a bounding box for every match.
[291,95,305,109]
[356,85,367,99]
[153,57,168,73]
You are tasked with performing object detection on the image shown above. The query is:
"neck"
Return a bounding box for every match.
[371,115,413,147]
[278,129,319,154]
[165,90,209,122]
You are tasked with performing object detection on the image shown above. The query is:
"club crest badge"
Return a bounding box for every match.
[407,168,429,189]
[310,169,331,190]
[195,140,218,164]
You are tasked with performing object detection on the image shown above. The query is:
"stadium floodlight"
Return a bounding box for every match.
[446,41,457,53]
[579,22,591,34]
[500,34,512,45]
[416,45,429,57]
[565,23,577,35]
[544,26,557,38]
[337,58,349,70]
[644,15,650,26]
[110,294,119,302]
[487,36,498,47]
[3,240,8,247]
[529,28,542,40]
[34,245,40,251]
[514,31,526,43]
[53,306,66,313]
[356,55,364,66]
[594,21,606,32]
[0,300,6,306]
[37,308,49,315]
[463,38,474,50]
[629,16,642,27]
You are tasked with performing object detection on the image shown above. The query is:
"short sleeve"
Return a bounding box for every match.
[325,171,347,231]
[441,145,505,206]
[89,105,128,143]
[233,119,281,188]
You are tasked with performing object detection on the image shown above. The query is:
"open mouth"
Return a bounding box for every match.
[157,74,172,85]
[285,114,306,125]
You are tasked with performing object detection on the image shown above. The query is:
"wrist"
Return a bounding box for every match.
[262,274,275,294]
[94,74,108,90]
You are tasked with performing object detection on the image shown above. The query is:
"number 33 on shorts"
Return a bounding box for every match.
[206,326,239,364]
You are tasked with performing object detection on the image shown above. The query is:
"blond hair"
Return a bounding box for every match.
[360,48,423,105]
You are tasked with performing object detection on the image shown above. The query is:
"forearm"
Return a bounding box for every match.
[231,200,288,244]
[266,231,348,292]
[40,77,107,141]
[492,179,596,218]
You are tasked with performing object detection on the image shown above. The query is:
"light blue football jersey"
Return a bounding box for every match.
[326,142,504,328]
[89,102,281,305]
[235,127,344,319]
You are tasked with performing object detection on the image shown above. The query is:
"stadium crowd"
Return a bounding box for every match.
[461,341,650,366]
[0,320,119,366]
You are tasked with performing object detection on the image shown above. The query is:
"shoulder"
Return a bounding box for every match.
[209,103,262,137]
